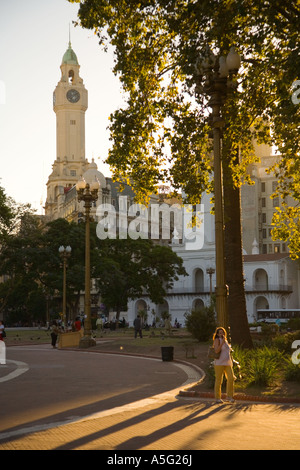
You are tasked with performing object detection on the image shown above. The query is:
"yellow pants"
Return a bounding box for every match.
[214,365,234,399]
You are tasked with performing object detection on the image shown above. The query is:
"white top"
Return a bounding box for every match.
[214,339,232,366]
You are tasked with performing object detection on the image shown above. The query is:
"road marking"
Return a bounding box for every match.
[0,360,29,383]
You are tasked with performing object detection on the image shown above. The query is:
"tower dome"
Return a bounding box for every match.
[82,159,106,189]
[62,41,78,65]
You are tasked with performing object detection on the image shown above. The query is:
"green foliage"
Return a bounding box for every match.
[230,345,248,372]
[287,318,300,331]
[284,360,300,383]
[232,346,283,387]
[259,323,280,343]
[184,305,216,342]
[0,185,14,234]
[272,330,300,354]
[247,355,279,387]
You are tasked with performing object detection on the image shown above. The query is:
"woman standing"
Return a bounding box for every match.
[213,327,235,403]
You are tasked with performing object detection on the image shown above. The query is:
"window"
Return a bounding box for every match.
[261,198,266,208]
[68,70,74,84]
[262,213,266,223]
[262,228,267,238]
[273,197,279,207]
[70,120,76,125]
[261,182,265,192]
[70,170,76,176]
[274,244,280,253]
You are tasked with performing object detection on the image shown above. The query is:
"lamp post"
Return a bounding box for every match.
[195,46,241,328]
[76,178,100,348]
[58,245,72,329]
[206,267,215,298]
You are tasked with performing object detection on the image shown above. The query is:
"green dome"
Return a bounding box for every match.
[62,42,78,65]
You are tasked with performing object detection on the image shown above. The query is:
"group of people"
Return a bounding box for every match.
[50,317,83,349]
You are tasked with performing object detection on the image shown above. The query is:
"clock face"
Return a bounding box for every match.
[66,89,80,103]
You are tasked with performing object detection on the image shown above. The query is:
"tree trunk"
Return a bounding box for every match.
[223,151,253,348]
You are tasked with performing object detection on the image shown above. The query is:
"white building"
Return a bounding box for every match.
[128,191,300,326]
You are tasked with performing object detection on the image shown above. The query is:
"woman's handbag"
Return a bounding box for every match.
[208,346,221,360]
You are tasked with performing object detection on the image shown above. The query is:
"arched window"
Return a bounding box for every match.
[193,298,204,310]
[254,268,268,290]
[135,299,147,315]
[194,269,204,292]
[254,296,269,312]
[68,69,74,83]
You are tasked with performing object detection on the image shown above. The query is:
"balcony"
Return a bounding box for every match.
[245,284,293,294]
[165,287,211,296]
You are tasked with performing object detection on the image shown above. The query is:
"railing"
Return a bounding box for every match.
[138,285,293,298]
[165,287,212,295]
[167,285,293,296]
[245,285,292,293]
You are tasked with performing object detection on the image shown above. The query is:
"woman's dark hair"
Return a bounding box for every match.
[213,327,227,341]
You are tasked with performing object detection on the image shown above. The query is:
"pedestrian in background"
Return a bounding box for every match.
[74,317,82,331]
[134,315,143,339]
[0,320,5,341]
[213,327,235,403]
[51,321,59,349]
[96,317,103,331]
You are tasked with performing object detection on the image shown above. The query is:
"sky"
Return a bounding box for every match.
[0,0,124,213]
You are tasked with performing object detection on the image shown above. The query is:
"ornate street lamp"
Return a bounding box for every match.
[58,245,72,329]
[76,178,100,348]
[195,46,241,328]
[206,267,215,298]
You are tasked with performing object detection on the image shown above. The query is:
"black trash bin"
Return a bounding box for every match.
[161,346,174,361]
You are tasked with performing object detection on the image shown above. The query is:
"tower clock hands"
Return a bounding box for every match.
[66,89,80,103]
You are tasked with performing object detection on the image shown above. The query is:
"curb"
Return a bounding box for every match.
[179,389,300,404]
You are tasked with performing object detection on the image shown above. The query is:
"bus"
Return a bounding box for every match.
[256,309,300,323]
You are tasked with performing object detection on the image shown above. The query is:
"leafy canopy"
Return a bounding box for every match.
[69,0,300,253]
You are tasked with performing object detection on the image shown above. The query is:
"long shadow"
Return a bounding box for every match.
[53,401,222,450]
[115,402,225,450]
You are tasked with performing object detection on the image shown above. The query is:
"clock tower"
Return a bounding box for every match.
[45,41,90,218]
